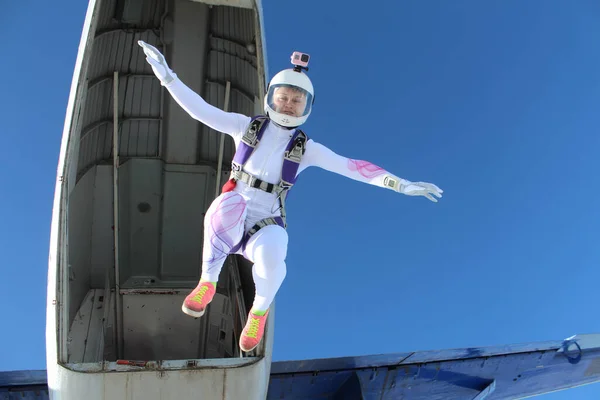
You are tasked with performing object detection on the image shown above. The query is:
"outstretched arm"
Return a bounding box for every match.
[301,140,443,202]
[138,40,250,139]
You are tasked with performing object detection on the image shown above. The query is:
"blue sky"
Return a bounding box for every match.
[2,0,600,398]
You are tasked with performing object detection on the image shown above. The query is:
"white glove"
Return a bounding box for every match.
[400,180,443,202]
[384,175,443,202]
[138,40,175,85]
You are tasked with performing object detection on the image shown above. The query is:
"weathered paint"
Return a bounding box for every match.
[266,334,600,399]
[46,0,273,399]
[7,334,600,399]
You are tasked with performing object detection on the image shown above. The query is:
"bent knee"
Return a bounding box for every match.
[250,225,288,264]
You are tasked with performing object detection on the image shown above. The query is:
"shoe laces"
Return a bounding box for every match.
[246,316,261,338]
[192,285,209,304]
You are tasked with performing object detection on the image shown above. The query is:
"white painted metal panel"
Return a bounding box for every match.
[51,306,274,399]
[49,0,273,398]
[47,0,102,388]
[160,164,215,282]
[52,360,270,400]
[67,289,106,363]
[116,159,163,287]
[66,168,94,325]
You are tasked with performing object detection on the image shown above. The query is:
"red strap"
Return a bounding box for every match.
[221,178,237,193]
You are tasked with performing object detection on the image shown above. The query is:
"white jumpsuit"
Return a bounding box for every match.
[164,77,399,312]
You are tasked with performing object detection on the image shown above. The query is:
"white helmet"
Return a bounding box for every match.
[264,68,314,128]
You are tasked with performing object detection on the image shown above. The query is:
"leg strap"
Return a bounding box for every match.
[230,216,286,255]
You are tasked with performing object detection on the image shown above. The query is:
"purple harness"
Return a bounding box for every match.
[226,115,308,253]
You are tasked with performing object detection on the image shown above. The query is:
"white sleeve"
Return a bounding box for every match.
[164,77,251,141]
[299,139,402,191]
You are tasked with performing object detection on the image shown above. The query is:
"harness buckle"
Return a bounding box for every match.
[241,119,261,146]
[232,162,242,173]
[285,141,304,164]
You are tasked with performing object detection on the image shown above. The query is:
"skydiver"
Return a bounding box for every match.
[138,40,443,352]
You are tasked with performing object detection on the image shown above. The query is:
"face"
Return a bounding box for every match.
[272,86,307,117]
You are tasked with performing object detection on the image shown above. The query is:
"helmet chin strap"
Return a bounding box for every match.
[267,112,299,130]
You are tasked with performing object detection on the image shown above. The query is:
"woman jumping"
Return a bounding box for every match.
[138,40,443,352]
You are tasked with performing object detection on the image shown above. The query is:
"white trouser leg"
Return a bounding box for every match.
[243,224,288,311]
[200,191,247,283]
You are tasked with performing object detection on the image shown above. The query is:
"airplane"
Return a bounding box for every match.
[3,333,600,398]
[2,0,599,399]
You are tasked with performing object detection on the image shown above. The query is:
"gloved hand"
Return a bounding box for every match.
[138,40,175,85]
[400,180,443,202]
[384,175,443,202]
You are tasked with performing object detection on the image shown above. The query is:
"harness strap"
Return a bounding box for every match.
[281,130,308,187]
[223,116,309,254]
[231,116,269,173]
[247,217,285,238]
[230,169,286,195]
[230,216,285,254]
